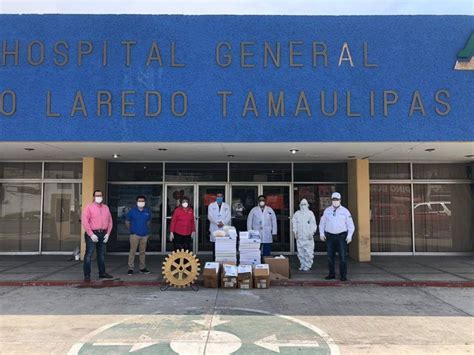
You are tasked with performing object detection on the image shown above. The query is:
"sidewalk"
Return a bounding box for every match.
[0,254,473,287]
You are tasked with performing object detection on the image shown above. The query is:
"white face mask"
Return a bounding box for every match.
[137,202,145,208]
[259,201,265,207]
[181,202,189,208]
[332,200,341,208]
[300,203,309,211]
[94,196,103,204]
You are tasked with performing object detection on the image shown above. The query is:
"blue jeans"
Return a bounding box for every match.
[262,243,272,257]
[83,231,107,277]
[326,232,348,278]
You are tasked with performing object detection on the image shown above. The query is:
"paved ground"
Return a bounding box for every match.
[0,255,473,285]
[0,284,473,354]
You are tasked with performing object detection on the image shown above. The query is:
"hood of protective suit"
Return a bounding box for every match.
[299,199,309,212]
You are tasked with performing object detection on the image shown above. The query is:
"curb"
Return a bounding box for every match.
[0,280,473,288]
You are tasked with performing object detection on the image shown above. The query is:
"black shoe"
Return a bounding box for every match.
[340,276,347,281]
[325,275,336,280]
[84,276,91,282]
[139,268,151,274]
[128,269,134,275]
[99,273,113,279]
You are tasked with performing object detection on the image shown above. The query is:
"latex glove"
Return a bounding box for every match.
[191,231,196,239]
[103,234,109,243]
[346,235,353,244]
[320,234,326,242]
[169,232,174,241]
[294,234,298,240]
[90,234,99,243]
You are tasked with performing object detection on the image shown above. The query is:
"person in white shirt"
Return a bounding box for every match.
[292,199,317,271]
[247,195,277,257]
[319,192,355,281]
[207,193,231,260]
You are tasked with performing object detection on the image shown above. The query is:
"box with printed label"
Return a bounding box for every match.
[203,262,220,288]
[237,265,253,289]
[220,263,238,288]
[253,264,270,289]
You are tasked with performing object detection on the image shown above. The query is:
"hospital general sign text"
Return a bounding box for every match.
[0,15,472,142]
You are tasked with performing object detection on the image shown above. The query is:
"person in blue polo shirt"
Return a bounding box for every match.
[126,195,152,275]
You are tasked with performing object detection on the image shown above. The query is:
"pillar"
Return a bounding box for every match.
[80,157,107,259]
[347,159,371,262]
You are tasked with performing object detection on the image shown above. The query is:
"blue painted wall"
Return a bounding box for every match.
[0,15,472,142]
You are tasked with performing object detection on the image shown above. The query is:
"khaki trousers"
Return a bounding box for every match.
[128,234,149,270]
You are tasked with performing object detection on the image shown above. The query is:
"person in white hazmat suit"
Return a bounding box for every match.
[292,199,317,271]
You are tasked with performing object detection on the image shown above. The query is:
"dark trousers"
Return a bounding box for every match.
[262,243,272,257]
[173,233,192,252]
[326,232,348,278]
[83,231,107,277]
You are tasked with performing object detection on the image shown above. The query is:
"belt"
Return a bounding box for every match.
[92,229,106,233]
[326,231,348,236]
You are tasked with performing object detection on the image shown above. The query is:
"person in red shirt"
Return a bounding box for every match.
[169,196,195,251]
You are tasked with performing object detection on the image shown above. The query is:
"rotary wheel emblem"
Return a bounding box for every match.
[162,249,200,288]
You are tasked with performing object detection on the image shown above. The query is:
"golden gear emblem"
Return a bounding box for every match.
[162,249,201,288]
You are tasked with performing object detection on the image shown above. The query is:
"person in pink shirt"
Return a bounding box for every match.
[81,189,114,282]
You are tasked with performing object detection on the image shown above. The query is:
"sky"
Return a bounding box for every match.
[0,0,473,15]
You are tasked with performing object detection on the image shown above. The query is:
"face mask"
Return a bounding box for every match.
[94,196,103,204]
[182,202,189,208]
[137,202,145,208]
[332,200,341,208]
[216,197,223,204]
[259,201,265,207]
[300,203,308,211]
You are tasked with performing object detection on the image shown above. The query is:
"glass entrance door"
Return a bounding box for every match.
[230,185,259,235]
[198,185,227,252]
[230,184,291,253]
[165,185,196,252]
[262,185,291,252]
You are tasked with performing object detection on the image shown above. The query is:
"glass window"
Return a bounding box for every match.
[294,163,347,182]
[0,162,42,179]
[414,184,473,252]
[107,184,163,252]
[370,184,413,252]
[413,163,471,180]
[370,163,410,180]
[165,163,227,182]
[0,183,41,251]
[230,163,291,182]
[44,162,82,179]
[42,183,82,251]
[293,184,348,252]
[108,163,163,182]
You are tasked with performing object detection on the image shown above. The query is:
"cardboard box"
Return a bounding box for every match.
[220,263,238,288]
[253,264,270,289]
[264,256,291,279]
[203,262,220,288]
[237,265,253,289]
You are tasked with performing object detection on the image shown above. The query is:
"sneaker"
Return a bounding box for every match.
[340,276,347,281]
[298,266,303,271]
[128,269,134,275]
[84,276,91,282]
[99,273,114,279]
[139,268,151,274]
[325,275,336,280]
[302,267,310,272]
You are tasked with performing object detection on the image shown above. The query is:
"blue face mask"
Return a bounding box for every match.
[216,197,223,204]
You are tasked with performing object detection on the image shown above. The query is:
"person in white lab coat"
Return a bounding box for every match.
[247,195,277,257]
[319,192,355,281]
[207,193,231,260]
[292,199,317,271]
